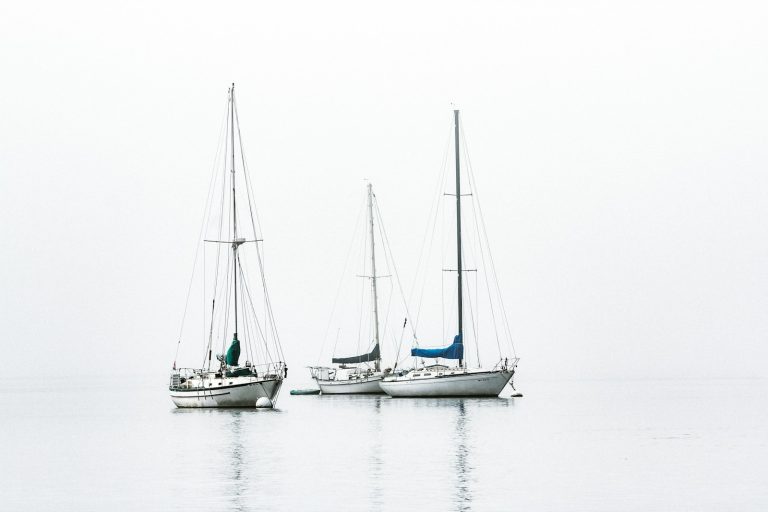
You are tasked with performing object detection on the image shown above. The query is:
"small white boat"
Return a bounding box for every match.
[169,84,287,408]
[309,183,396,394]
[380,110,519,398]
[312,366,386,395]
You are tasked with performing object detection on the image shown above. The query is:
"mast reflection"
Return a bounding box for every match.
[228,411,245,512]
[454,400,472,512]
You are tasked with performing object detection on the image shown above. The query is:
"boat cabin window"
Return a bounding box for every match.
[413,374,421,377]
[424,373,432,376]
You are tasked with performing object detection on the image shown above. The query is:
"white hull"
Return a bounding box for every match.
[170,377,283,408]
[380,369,513,398]
[316,375,384,394]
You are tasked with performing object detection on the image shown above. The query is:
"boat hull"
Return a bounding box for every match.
[316,375,385,394]
[379,369,513,398]
[170,378,283,408]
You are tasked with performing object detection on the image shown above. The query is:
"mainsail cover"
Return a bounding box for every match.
[225,336,241,366]
[411,334,463,359]
[332,343,380,364]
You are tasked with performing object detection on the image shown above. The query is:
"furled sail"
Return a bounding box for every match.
[225,336,241,366]
[411,334,463,360]
[332,343,380,364]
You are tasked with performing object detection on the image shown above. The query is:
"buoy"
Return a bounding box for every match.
[255,397,273,408]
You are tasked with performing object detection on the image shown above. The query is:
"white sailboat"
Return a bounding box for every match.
[309,183,390,394]
[169,84,287,408]
[380,110,519,398]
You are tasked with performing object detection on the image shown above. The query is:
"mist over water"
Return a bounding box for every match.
[1,1,767,509]
[2,375,766,510]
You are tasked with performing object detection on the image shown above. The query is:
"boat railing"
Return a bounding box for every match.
[307,366,335,380]
[491,357,520,371]
[170,361,287,387]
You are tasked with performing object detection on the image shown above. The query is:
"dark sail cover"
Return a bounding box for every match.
[332,343,380,364]
[225,336,241,366]
[411,334,463,360]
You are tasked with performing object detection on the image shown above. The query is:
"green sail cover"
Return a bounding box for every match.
[225,336,241,366]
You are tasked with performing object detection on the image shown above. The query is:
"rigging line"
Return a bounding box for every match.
[372,197,396,357]
[316,195,367,364]
[330,328,341,366]
[239,268,263,366]
[381,280,396,362]
[237,248,266,354]
[468,178,503,359]
[239,255,274,363]
[234,104,266,244]
[242,273,265,368]
[239,278,252,366]
[254,250,284,362]
[238,155,280,364]
[202,242,206,358]
[416,137,451,336]
[463,244,481,367]
[220,237,234,356]
[393,319,408,369]
[373,198,417,340]
[206,101,233,365]
[356,208,369,358]
[233,105,286,363]
[408,122,453,336]
[233,104,275,348]
[441,187,446,344]
[201,101,232,367]
[458,187,482,367]
[476,271,480,366]
[237,257,255,366]
[373,199,421,370]
[461,123,517,357]
[222,147,235,355]
[177,95,229,367]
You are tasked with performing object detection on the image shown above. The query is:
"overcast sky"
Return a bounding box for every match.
[1,0,766,381]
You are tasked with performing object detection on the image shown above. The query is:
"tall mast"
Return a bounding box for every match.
[454,110,463,368]
[368,183,381,372]
[231,83,238,340]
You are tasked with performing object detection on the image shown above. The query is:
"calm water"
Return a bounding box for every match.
[1,376,766,510]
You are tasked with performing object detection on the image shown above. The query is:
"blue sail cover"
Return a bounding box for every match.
[411,334,463,360]
[332,343,380,364]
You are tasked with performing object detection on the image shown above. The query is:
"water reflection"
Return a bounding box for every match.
[390,397,510,511]
[167,394,512,511]
[369,397,383,512]
[454,400,472,512]
[228,411,245,512]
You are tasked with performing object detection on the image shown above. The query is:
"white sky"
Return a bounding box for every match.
[1,0,766,380]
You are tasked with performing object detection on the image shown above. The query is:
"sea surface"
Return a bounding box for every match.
[1,376,766,511]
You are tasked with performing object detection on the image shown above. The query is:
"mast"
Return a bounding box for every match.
[454,110,463,368]
[231,83,238,341]
[368,183,381,372]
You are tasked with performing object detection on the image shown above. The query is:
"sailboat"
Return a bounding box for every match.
[169,84,287,408]
[380,110,519,398]
[309,183,390,394]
